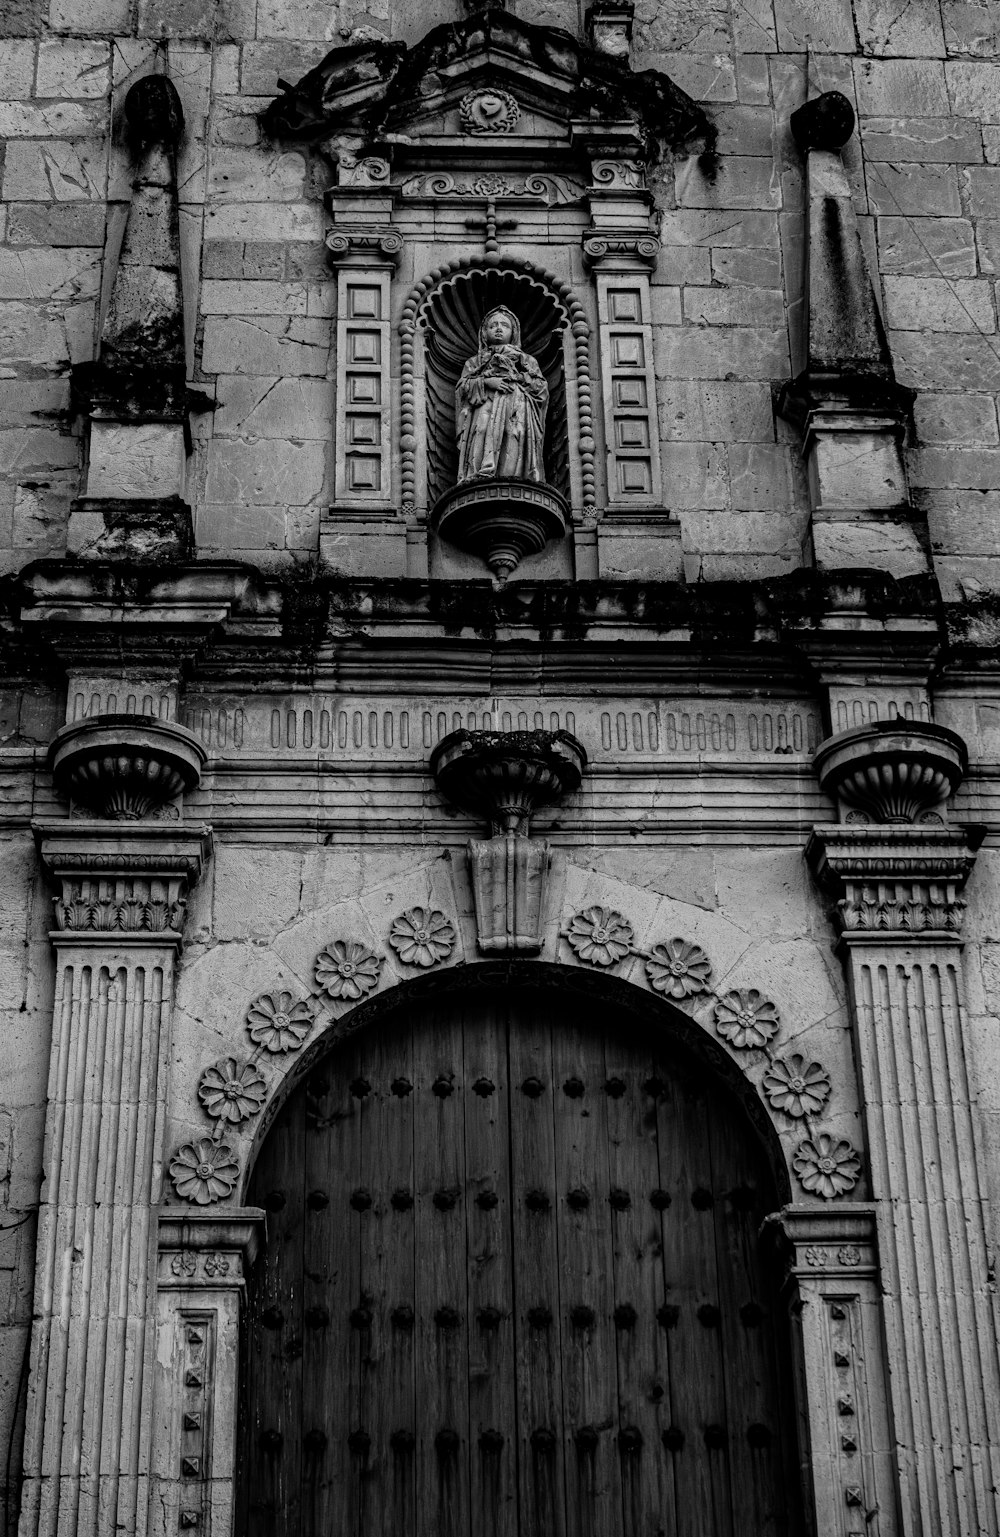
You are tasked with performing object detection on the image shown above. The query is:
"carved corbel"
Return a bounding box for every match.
[431,729,586,953]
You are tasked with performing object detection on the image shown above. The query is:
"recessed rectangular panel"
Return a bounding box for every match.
[347,414,380,447]
[609,289,642,323]
[347,375,381,405]
[611,334,644,368]
[616,418,649,449]
[347,285,381,319]
[348,455,382,491]
[348,331,381,365]
[613,377,647,409]
[617,459,652,494]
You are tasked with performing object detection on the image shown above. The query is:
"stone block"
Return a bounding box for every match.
[812,512,929,576]
[774,0,855,50]
[137,0,255,37]
[659,380,775,443]
[201,315,330,376]
[35,39,110,96]
[656,210,780,249]
[0,41,35,96]
[641,51,735,103]
[728,442,794,510]
[883,275,995,332]
[943,4,1000,58]
[239,40,331,96]
[710,106,776,159]
[977,222,1000,274]
[320,519,409,576]
[211,846,303,942]
[682,286,785,327]
[213,376,332,440]
[596,519,684,581]
[5,203,105,247]
[199,280,308,316]
[710,247,783,287]
[913,392,999,444]
[734,3,777,54]
[866,161,962,217]
[675,155,781,211]
[67,495,193,562]
[1,140,107,202]
[648,287,682,324]
[86,423,186,500]
[0,303,71,368]
[0,427,77,474]
[877,215,976,275]
[0,248,101,301]
[203,202,323,243]
[893,330,1000,389]
[661,442,730,509]
[207,147,307,204]
[196,501,285,551]
[946,61,1000,120]
[925,490,1000,555]
[854,0,945,56]
[11,481,70,557]
[652,248,712,285]
[48,0,131,27]
[205,437,327,506]
[913,447,1000,489]
[963,166,1000,218]
[859,115,983,162]
[0,101,103,137]
[653,324,790,380]
[855,58,950,115]
[0,379,70,426]
[683,507,809,563]
[807,427,909,510]
[0,0,45,35]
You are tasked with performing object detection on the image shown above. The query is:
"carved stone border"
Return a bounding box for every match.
[399,256,596,513]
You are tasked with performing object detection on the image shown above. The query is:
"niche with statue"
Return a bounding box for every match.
[420,269,574,580]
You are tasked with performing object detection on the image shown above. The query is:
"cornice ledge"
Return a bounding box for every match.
[806,823,984,940]
[158,1206,265,1261]
[763,1202,878,1276]
[33,820,213,880]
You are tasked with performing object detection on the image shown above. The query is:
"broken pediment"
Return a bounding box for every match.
[261,6,711,166]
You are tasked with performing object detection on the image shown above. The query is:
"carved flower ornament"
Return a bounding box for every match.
[169,1138,240,1206]
[198,1057,267,1123]
[315,940,383,1001]
[246,990,314,1053]
[389,906,456,968]
[762,1055,831,1118]
[644,938,712,999]
[793,1134,862,1200]
[713,988,780,1049]
[567,907,634,967]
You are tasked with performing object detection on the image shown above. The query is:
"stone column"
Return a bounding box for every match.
[151,1212,263,1537]
[808,723,1000,1534]
[769,1207,899,1536]
[18,821,211,1537]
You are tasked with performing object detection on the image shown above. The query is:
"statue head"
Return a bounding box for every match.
[480,306,521,350]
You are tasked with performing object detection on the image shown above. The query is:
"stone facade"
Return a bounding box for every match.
[1,1,1000,1535]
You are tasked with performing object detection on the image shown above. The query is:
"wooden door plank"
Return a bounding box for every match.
[708,1106,788,1536]
[551,1018,622,1537]
[506,991,567,1537]
[414,1000,472,1537]
[463,995,518,1537]
[304,1046,362,1537]
[359,1017,417,1537]
[604,1044,676,1537]
[655,1066,734,1537]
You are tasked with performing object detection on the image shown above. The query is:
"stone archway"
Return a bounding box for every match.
[236,967,802,1537]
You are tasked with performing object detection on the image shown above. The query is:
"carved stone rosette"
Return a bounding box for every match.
[808,723,1000,1534]
[431,728,586,953]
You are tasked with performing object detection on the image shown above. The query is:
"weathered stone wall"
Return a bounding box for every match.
[0,0,998,585]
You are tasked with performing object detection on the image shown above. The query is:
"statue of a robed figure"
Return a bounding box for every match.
[456,306,549,484]
[431,299,567,580]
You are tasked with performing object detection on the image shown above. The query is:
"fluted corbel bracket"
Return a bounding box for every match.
[49,712,206,820]
[34,820,212,943]
[814,721,967,826]
[432,728,585,955]
[806,823,983,940]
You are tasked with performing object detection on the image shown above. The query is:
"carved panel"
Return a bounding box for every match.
[333,268,393,510]
[595,274,662,508]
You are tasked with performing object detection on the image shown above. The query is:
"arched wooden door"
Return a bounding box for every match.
[240,983,802,1537]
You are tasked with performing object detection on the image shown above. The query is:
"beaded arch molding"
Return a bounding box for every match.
[398,256,597,514]
[168,904,860,1210]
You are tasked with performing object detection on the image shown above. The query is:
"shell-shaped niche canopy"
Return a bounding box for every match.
[420,268,571,513]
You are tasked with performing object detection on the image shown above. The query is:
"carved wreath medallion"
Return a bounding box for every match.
[459,87,520,134]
